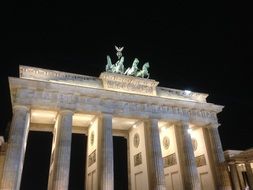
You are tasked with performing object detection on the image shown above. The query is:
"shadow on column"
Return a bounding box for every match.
[20,131,53,190]
[69,134,87,190]
[113,136,128,190]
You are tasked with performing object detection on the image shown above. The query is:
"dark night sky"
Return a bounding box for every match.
[1,1,253,189]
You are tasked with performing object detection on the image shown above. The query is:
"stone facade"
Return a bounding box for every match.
[0,137,6,183]
[0,66,232,190]
[224,149,253,190]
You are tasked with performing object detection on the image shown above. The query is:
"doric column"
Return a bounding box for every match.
[149,119,166,190]
[48,110,73,190]
[229,162,240,190]
[245,162,253,189]
[207,124,231,190]
[100,113,114,190]
[0,105,30,190]
[175,121,201,190]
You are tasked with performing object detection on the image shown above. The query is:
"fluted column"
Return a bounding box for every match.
[207,125,232,190]
[175,122,201,190]
[149,119,166,190]
[0,105,30,190]
[48,110,73,190]
[101,113,114,190]
[229,163,240,190]
[245,162,253,189]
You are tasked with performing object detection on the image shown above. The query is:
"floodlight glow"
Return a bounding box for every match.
[187,128,192,135]
[184,90,192,95]
[161,126,168,133]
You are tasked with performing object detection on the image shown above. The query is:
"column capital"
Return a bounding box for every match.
[101,112,113,116]
[58,110,74,116]
[100,112,113,122]
[205,123,220,128]
[228,161,237,165]
[12,105,30,112]
[179,120,190,125]
[149,117,159,123]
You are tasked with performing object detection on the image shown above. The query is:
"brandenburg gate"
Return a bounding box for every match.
[0,49,232,190]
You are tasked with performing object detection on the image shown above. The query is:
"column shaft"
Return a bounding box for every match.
[48,110,73,190]
[175,122,201,190]
[101,113,114,190]
[0,106,30,190]
[207,126,232,190]
[245,162,253,189]
[149,119,166,190]
[229,163,240,190]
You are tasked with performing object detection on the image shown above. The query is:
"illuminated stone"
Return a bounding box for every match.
[0,65,232,190]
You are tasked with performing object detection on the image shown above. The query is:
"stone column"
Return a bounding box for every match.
[229,163,240,190]
[0,105,30,190]
[175,121,201,190]
[48,110,73,190]
[207,125,231,190]
[245,162,253,189]
[100,113,114,190]
[149,119,166,190]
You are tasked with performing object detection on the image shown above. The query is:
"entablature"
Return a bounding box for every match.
[9,77,222,126]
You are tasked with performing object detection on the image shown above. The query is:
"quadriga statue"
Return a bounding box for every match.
[136,62,150,78]
[105,46,151,78]
[105,55,125,74]
[124,58,139,76]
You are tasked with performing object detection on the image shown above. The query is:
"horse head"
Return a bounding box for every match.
[106,55,114,72]
[143,62,150,70]
[132,58,139,66]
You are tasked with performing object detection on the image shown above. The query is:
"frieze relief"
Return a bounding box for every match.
[195,154,207,167]
[163,153,177,168]
[157,87,208,103]
[19,65,101,88]
[20,65,99,83]
[58,94,77,104]
[88,150,96,167]
[134,152,142,166]
[99,72,159,96]
[106,80,153,94]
